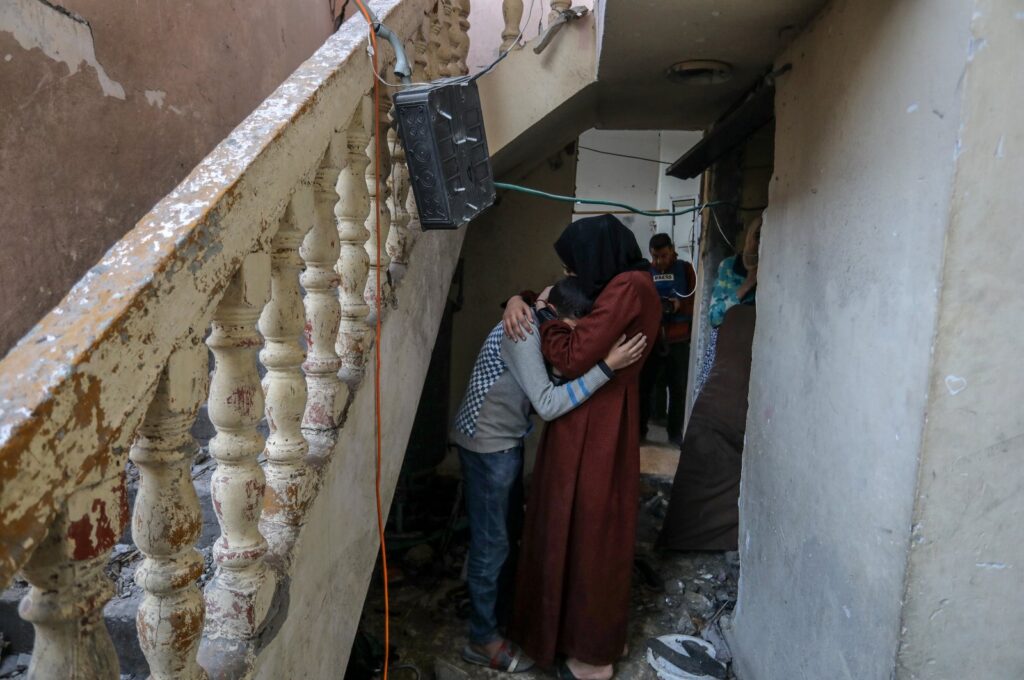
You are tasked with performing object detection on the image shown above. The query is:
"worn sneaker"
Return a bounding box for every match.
[461,640,535,674]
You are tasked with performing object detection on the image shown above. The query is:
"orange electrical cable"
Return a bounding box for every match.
[351,1,389,678]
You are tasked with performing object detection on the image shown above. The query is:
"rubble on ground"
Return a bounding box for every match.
[352,477,740,679]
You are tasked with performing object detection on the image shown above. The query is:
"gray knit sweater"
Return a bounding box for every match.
[452,318,613,454]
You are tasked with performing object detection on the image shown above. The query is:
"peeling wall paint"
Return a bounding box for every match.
[0,0,337,357]
[144,89,166,109]
[0,0,125,99]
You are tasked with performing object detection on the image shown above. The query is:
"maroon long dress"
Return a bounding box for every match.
[657,304,756,551]
[510,270,661,667]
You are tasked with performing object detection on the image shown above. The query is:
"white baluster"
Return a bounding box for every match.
[393,25,429,266]
[301,160,344,432]
[131,339,209,680]
[451,0,471,75]
[388,27,428,269]
[386,122,412,273]
[426,4,443,79]
[19,476,127,679]
[204,252,275,639]
[501,0,525,51]
[405,164,425,240]
[260,195,315,551]
[411,17,431,85]
[549,0,571,23]
[435,1,455,77]
[365,73,394,323]
[336,100,373,384]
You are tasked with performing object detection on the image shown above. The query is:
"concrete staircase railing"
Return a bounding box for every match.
[0,0,598,677]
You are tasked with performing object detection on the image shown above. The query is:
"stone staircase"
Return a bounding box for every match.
[0,1,600,677]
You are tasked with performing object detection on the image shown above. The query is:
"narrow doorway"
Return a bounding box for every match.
[345,120,774,680]
[574,128,703,459]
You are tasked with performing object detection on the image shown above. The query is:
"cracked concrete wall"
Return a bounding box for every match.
[0,0,334,357]
[728,0,978,678]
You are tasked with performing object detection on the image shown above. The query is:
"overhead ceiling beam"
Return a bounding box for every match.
[665,85,776,180]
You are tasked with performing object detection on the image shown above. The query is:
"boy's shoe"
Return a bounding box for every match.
[462,640,535,673]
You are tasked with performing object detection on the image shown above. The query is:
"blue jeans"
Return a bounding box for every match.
[458,444,524,645]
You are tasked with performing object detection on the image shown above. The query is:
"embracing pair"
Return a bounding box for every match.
[451,215,661,680]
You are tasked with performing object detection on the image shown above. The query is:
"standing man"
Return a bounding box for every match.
[640,233,697,447]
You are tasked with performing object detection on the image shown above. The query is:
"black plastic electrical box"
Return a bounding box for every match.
[393,78,495,229]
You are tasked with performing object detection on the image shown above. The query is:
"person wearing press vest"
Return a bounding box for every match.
[639,233,697,447]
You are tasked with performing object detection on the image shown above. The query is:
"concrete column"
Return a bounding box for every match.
[727,0,977,677]
[895,2,1024,677]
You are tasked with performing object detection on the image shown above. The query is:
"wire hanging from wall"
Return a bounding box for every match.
[577,144,672,165]
[493,181,734,217]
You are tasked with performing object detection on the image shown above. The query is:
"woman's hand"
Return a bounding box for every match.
[503,295,533,341]
[604,333,647,371]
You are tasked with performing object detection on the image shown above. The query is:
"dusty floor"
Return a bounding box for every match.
[351,475,739,680]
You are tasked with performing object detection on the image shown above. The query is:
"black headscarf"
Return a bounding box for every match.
[553,214,649,298]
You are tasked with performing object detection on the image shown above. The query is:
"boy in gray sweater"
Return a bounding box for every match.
[452,278,646,672]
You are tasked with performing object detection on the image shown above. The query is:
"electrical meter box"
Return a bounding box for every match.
[393,78,495,230]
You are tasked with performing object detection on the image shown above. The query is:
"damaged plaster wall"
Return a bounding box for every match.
[0,0,124,98]
[729,0,972,677]
[0,0,334,356]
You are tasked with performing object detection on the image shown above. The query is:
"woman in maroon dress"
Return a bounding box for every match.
[507,215,661,679]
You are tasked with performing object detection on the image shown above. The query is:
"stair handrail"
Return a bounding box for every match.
[0,0,476,676]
